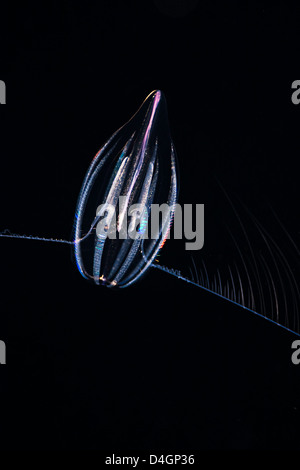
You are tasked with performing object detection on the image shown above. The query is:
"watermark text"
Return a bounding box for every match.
[0,80,6,104]
[96,199,204,251]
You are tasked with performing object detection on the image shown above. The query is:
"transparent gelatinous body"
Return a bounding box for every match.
[73,90,178,287]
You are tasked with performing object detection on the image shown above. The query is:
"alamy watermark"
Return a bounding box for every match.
[291,80,300,104]
[96,199,204,251]
[291,340,300,365]
[0,80,6,104]
[0,340,6,364]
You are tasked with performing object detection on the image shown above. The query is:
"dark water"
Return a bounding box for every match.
[0,0,300,450]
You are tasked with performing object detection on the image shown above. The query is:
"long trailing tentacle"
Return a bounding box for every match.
[151,190,300,336]
[151,261,300,338]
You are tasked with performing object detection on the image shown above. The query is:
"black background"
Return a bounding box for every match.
[0,0,300,451]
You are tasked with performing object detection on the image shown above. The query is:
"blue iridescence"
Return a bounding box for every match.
[73,90,178,287]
